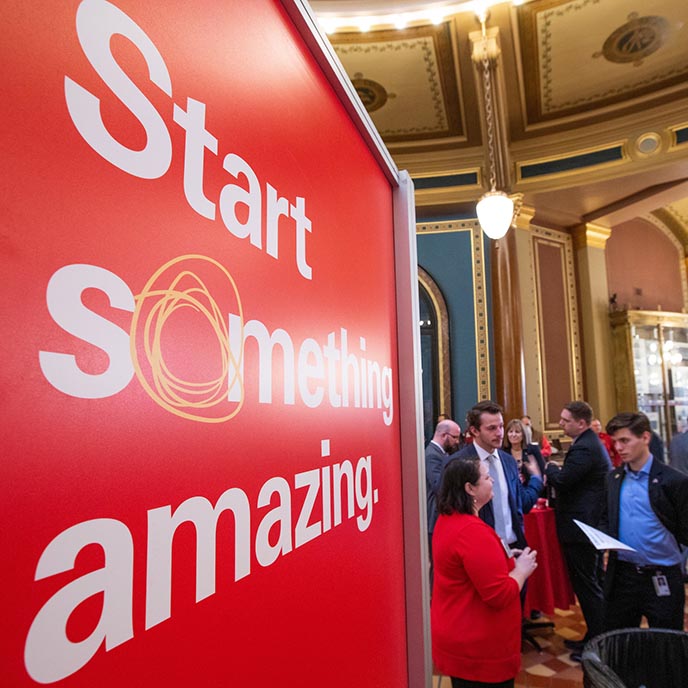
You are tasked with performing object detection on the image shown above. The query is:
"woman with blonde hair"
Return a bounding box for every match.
[504,418,545,484]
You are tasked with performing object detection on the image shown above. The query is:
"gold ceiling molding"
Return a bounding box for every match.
[330,23,464,142]
[516,140,628,185]
[517,0,688,125]
[314,0,688,233]
[626,130,672,161]
[412,165,482,181]
[670,121,688,149]
[414,182,484,207]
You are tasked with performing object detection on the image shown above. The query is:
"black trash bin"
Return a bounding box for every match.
[582,628,688,688]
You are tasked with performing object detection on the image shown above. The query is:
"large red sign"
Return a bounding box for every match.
[1,1,410,685]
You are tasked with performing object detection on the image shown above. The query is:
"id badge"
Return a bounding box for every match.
[652,573,671,597]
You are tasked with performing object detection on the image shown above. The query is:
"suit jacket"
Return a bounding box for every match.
[601,457,688,592]
[525,443,546,476]
[454,444,543,548]
[650,431,665,463]
[426,441,450,535]
[545,428,612,544]
[669,430,688,474]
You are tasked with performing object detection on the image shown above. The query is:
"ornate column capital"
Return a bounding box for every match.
[514,203,535,231]
[572,222,612,250]
[469,26,502,64]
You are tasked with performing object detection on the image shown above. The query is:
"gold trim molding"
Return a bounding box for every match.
[416,219,478,235]
[514,204,536,230]
[531,224,583,438]
[418,266,452,417]
[471,223,491,402]
[572,222,612,250]
[670,122,688,150]
[416,219,491,401]
[517,141,628,186]
[642,212,688,311]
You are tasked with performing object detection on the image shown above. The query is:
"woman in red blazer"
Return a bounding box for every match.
[432,457,538,688]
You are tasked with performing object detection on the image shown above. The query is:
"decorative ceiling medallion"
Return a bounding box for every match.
[331,23,464,141]
[634,131,662,156]
[351,73,394,113]
[597,14,669,67]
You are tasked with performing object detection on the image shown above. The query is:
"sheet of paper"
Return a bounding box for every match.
[573,519,637,552]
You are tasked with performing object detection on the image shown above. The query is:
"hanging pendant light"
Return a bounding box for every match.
[475,11,516,240]
[477,190,513,240]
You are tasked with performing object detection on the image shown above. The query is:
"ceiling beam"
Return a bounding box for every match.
[582,177,688,226]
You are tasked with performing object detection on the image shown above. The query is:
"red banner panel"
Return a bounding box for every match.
[1,1,408,685]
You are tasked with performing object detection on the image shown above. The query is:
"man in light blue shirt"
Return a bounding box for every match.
[602,412,688,630]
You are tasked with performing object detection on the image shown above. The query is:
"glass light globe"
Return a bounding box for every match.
[476,191,514,239]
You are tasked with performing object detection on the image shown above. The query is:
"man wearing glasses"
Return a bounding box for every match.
[426,419,463,586]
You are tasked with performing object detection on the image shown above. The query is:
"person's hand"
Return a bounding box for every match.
[544,460,558,476]
[523,454,541,478]
[513,546,537,578]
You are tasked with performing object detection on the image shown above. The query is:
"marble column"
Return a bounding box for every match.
[491,221,526,420]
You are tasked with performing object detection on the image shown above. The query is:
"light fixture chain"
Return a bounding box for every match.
[481,48,497,193]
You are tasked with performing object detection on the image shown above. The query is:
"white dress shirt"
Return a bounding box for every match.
[475,443,517,545]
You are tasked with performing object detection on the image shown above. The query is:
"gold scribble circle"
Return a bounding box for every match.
[130,255,244,423]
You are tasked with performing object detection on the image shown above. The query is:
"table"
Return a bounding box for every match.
[523,505,575,616]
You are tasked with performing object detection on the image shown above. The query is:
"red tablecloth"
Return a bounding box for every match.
[523,506,575,616]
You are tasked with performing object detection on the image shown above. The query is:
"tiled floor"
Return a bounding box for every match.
[513,605,586,688]
[432,589,688,688]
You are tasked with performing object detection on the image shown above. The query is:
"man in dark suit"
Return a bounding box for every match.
[602,412,688,631]
[455,401,542,550]
[669,426,688,474]
[545,400,612,655]
[425,418,462,583]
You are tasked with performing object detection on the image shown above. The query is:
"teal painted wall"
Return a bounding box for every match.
[417,227,495,430]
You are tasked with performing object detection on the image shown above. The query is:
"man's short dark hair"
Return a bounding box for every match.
[564,400,593,424]
[466,400,503,431]
[438,457,480,516]
[606,412,651,437]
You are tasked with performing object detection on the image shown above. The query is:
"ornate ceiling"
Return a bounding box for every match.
[311,0,688,249]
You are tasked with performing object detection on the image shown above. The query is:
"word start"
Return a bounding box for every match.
[65,0,313,279]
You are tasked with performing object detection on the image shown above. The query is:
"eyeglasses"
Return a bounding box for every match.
[447,433,460,440]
